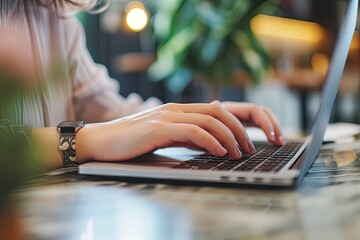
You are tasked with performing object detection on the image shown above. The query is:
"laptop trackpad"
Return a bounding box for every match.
[118,148,204,168]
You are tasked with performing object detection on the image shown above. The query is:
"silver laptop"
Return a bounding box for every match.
[79,0,358,188]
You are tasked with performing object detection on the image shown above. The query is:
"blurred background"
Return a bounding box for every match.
[78,0,359,131]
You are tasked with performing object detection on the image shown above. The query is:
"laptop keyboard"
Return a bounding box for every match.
[172,142,303,173]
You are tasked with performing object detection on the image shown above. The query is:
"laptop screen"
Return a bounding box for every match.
[296,0,358,183]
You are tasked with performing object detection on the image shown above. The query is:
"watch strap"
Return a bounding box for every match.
[57,121,84,168]
[58,132,78,167]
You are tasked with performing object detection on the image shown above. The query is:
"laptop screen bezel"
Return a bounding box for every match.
[295,0,358,186]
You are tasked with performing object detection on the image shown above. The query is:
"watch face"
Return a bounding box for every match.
[57,121,84,133]
[57,121,84,128]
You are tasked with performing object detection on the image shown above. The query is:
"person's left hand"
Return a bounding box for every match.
[221,101,284,146]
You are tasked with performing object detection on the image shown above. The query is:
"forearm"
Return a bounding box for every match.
[32,128,62,170]
[32,127,95,171]
[75,92,162,123]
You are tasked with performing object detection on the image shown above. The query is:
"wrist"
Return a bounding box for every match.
[75,125,96,164]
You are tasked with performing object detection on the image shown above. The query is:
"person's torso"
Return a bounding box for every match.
[0,0,75,127]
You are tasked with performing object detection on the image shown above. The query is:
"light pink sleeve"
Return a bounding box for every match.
[63,17,161,123]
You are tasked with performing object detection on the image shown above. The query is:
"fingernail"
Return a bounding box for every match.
[219,146,227,156]
[247,139,256,153]
[270,131,276,142]
[279,136,286,145]
[236,146,242,159]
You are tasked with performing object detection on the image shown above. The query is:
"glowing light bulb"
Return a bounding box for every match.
[125,2,148,32]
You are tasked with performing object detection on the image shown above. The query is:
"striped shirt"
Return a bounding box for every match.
[0,0,160,127]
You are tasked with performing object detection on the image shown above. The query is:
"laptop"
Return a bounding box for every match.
[79,0,358,188]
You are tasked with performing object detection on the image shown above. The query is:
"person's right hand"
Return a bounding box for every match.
[77,101,275,163]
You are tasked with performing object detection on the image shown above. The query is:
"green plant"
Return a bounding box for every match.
[0,78,42,212]
[148,0,279,94]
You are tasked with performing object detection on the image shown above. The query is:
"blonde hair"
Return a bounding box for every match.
[35,0,111,15]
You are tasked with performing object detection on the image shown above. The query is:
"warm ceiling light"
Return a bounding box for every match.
[251,14,325,43]
[125,1,148,32]
[311,52,329,76]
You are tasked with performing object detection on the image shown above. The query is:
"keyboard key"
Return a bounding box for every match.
[234,165,255,171]
[172,164,193,169]
[254,165,275,172]
[196,162,220,170]
[215,165,237,171]
[171,142,303,172]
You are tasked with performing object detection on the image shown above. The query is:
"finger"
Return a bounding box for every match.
[172,102,254,154]
[263,108,284,145]
[157,123,228,157]
[246,106,283,145]
[221,102,252,119]
[249,107,277,143]
[210,101,255,154]
[223,102,282,145]
[167,112,242,159]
